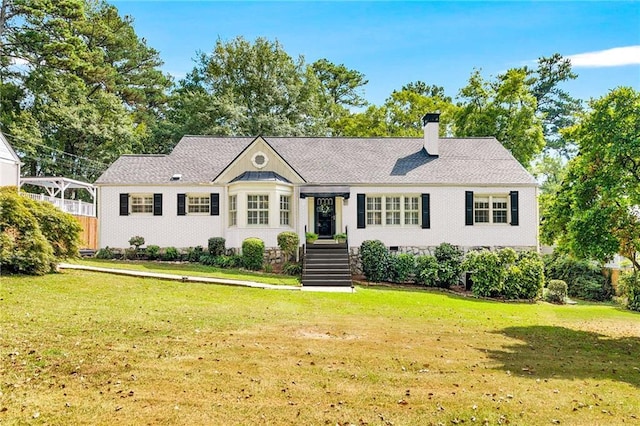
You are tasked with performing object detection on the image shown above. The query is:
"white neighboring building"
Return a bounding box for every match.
[0,131,20,187]
[96,114,539,252]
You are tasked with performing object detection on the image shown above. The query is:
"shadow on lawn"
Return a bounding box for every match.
[483,326,640,388]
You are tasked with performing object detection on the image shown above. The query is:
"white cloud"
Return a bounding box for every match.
[567,45,640,68]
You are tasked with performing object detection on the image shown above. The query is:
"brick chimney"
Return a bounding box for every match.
[422,113,440,156]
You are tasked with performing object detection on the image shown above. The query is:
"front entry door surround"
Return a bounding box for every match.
[315,197,335,238]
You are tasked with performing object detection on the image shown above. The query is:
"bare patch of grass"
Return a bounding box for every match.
[1,270,640,425]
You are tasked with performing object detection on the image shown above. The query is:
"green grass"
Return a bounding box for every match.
[71,258,301,286]
[1,270,640,425]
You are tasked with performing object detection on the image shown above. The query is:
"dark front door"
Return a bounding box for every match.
[315,197,335,238]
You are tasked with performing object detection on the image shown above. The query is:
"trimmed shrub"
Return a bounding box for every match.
[277,231,300,261]
[128,235,145,249]
[545,279,568,304]
[242,238,265,270]
[360,240,389,282]
[208,237,226,256]
[282,261,302,276]
[415,255,439,286]
[463,250,503,297]
[434,243,464,288]
[162,246,180,261]
[95,247,114,260]
[389,253,415,283]
[544,254,612,301]
[145,245,160,260]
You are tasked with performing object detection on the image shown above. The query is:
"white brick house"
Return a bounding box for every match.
[96,114,539,252]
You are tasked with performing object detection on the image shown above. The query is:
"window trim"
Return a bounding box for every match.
[130,193,154,215]
[365,194,422,227]
[186,193,211,215]
[229,194,237,227]
[280,194,290,226]
[472,193,510,225]
[247,194,269,226]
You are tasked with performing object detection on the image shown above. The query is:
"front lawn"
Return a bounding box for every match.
[71,258,301,286]
[1,270,639,425]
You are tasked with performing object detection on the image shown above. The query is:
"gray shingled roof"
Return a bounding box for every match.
[96,136,537,186]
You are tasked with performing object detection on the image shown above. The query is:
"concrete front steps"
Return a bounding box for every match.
[302,241,352,288]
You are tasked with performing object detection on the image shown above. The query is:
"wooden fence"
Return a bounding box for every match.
[74,215,98,250]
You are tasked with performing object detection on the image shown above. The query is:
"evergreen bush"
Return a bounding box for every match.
[242,238,265,270]
[360,240,389,282]
[208,237,226,256]
[162,246,180,261]
[389,253,415,283]
[434,243,464,288]
[415,255,439,286]
[463,250,503,297]
[544,253,612,301]
[277,231,299,261]
[545,279,568,304]
[145,245,160,260]
[95,247,114,259]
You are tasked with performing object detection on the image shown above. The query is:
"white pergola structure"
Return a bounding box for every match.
[20,176,97,217]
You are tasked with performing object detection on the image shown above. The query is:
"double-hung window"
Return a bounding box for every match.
[366,195,421,226]
[404,196,420,225]
[131,195,153,214]
[474,195,508,224]
[367,196,382,225]
[187,195,210,214]
[280,195,290,226]
[385,197,401,225]
[247,195,269,225]
[229,195,237,226]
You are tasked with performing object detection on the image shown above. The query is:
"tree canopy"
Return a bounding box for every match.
[0,0,171,180]
[541,87,640,270]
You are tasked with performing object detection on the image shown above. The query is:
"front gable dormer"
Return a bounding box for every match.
[213,136,305,184]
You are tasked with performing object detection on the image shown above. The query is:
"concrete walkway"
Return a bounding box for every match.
[58,263,355,293]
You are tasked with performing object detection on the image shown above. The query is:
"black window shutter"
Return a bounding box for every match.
[357,193,366,229]
[210,193,219,216]
[119,193,129,216]
[421,193,430,229]
[153,193,163,216]
[177,194,186,216]
[465,191,474,226]
[510,191,519,226]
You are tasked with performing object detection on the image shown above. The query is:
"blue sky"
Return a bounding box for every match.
[112,1,640,106]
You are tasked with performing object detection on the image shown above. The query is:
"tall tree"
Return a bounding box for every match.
[541,87,640,271]
[311,58,368,135]
[0,0,171,180]
[529,53,582,158]
[336,81,456,137]
[166,36,327,140]
[455,68,545,166]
